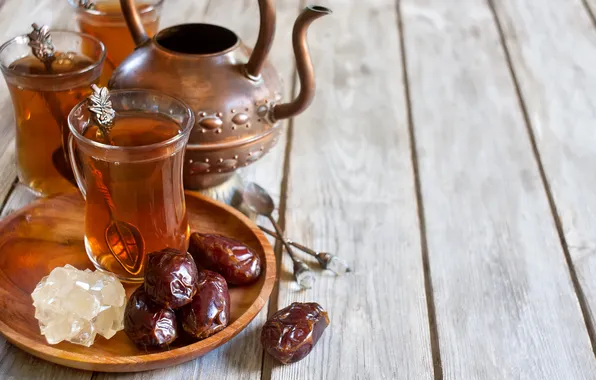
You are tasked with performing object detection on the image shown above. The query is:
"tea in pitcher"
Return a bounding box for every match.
[0,30,105,196]
[68,89,195,282]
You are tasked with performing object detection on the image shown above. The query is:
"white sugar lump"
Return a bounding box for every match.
[31,265,125,347]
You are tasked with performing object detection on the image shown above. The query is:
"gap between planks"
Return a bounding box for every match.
[487,0,596,357]
[580,0,596,30]
[258,89,295,380]
[258,76,298,380]
[395,0,443,379]
[259,2,304,379]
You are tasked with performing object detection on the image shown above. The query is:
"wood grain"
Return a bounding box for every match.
[0,191,275,372]
[1,183,38,218]
[266,0,434,379]
[490,0,596,347]
[583,0,596,23]
[401,0,596,378]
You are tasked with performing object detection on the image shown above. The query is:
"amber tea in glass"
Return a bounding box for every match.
[68,89,194,282]
[70,0,163,82]
[0,31,105,196]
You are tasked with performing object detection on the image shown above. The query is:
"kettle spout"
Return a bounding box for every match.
[271,5,332,121]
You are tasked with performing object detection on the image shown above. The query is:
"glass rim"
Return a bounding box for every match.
[68,89,195,153]
[67,0,165,17]
[0,30,106,80]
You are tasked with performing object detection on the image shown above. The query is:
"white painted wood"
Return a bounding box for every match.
[265,0,434,379]
[401,0,596,378]
[491,0,596,348]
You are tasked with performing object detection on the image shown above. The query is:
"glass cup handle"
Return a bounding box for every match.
[68,134,87,200]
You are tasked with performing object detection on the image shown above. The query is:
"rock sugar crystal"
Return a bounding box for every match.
[31,264,126,347]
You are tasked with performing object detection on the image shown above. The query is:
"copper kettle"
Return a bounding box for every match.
[109,0,331,195]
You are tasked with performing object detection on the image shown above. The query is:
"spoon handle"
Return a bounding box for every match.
[266,216,315,289]
[266,216,298,259]
[258,225,318,256]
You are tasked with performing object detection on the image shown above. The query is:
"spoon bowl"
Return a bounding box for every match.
[242,182,276,216]
[241,182,315,289]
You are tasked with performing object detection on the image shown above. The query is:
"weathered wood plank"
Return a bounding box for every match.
[583,0,596,23]
[491,0,596,349]
[401,0,596,378]
[265,0,434,379]
[0,183,37,217]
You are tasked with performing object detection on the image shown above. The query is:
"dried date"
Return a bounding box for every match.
[189,233,261,285]
[144,248,198,308]
[124,287,178,349]
[178,270,231,340]
[261,302,329,364]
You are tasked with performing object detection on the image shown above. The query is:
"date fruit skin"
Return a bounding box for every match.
[189,233,262,285]
[178,270,231,340]
[261,302,329,364]
[144,248,198,309]
[124,287,178,349]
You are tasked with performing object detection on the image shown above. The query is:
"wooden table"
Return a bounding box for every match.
[1,0,596,378]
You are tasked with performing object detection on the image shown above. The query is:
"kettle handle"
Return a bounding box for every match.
[120,0,151,46]
[245,0,276,79]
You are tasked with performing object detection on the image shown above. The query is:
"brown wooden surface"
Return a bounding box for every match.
[0,191,275,372]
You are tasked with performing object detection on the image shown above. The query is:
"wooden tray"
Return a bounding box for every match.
[0,191,276,372]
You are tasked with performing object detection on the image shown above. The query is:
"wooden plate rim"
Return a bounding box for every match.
[0,191,276,370]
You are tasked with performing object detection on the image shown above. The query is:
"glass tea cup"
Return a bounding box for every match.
[68,89,194,282]
[69,0,164,82]
[0,30,106,197]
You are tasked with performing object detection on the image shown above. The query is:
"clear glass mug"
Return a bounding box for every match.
[69,0,164,83]
[0,30,105,196]
[67,89,194,282]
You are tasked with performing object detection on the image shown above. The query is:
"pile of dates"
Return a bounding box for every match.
[123,231,330,365]
[124,233,262,349]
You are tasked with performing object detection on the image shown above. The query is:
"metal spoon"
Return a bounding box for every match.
[258,225,351,275]
[241,183,315,289]
[28,24,73,185]
[88,85,144,276]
